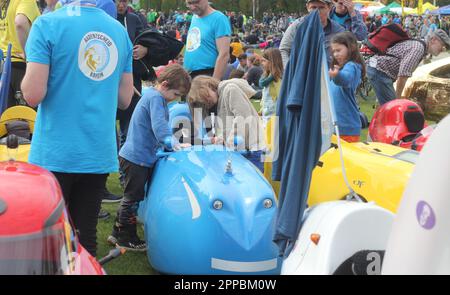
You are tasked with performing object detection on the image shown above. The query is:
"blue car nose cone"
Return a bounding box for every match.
[138,147,280,274]
[213,194,277,252]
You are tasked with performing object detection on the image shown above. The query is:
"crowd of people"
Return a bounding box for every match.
[365,13,450,37]
[1,0,449,259]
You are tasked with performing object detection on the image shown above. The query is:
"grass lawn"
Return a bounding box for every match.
[97,174,155,275]
[97,93,378,275]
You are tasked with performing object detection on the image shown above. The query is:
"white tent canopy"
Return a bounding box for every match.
[389,7,415,14]
[360,4,386,16]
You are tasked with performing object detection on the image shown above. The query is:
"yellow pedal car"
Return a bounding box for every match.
[264,124,417,213]
[307,138,416,213]
[0,106,36,162]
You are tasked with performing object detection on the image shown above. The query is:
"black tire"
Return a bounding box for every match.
[357,77,372,101]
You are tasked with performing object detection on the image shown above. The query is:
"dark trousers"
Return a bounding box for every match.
[117,118,130,186]
[116,157,153,227]
[7,62,26,108]
[52,172,108,257]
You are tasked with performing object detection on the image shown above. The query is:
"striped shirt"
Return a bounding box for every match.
[368,40,427,80]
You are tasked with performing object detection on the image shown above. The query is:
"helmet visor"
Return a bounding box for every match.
[0,218,77,275]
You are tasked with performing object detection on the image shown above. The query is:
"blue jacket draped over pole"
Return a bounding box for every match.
[272,11,325,257]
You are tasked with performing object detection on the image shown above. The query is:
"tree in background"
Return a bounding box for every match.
[139,0,307,18]
[394,0,450,8]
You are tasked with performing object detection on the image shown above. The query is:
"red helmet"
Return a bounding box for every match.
[369,99,428,150]
[0,161,103,275]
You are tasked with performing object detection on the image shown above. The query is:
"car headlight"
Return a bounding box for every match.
[263,199,273,209]
[213,200,223,210]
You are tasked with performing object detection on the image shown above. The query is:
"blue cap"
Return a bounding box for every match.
[58,0,117,18]
[96,0,117,18]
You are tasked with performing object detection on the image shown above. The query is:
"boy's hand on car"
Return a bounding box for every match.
[211,137,224,145]
[173,143,191,151]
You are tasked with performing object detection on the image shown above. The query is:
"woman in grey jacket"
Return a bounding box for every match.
[187,76,266,172]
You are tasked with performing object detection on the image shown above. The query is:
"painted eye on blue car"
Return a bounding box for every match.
[263,199,273,209]
[213,200,223,210]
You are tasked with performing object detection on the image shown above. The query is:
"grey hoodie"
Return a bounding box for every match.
[216,79,265,151]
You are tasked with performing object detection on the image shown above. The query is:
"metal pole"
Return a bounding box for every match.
[257,0,259,17]
[253,0,256,19]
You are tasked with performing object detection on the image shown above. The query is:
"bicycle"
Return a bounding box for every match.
[356,45,374,102]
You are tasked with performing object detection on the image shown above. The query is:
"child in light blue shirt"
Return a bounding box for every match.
[328,32,365,142]
[109,64,191,251]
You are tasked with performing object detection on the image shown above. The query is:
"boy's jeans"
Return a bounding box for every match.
[367,66,397,106]
[117,157,153,228]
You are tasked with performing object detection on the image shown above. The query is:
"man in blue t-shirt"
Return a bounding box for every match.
[21,0,134,257]
[184,0,231,80]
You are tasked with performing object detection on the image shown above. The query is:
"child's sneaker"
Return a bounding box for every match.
[116,235,147,252]
[107,224,146,251]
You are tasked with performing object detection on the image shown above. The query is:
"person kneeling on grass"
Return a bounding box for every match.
[108,64,191,251]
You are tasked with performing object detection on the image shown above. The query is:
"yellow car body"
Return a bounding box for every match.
[308,138,416,213]
[265,130,417,213]
[0,106,35,162]
[0,143,30,162]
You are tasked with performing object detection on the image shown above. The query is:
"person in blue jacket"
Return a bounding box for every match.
[328,32,365,142]
[107,64,191,251]
[329,0,368,41]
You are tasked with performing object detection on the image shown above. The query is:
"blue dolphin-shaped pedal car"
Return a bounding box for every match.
[137,101,281,274]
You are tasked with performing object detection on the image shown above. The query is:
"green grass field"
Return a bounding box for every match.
[97,95,378,274]
[97,177,155,275]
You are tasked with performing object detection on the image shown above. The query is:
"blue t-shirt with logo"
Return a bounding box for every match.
[184,10,231,72]
[25,6,133,173]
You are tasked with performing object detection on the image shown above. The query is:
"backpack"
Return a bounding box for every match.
[363,23,410,55]
[133,29,185,81]
[134,29,184,68]
[363,23,427,58]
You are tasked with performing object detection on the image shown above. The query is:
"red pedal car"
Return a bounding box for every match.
[0,136,121,275]
[368,99,433,151]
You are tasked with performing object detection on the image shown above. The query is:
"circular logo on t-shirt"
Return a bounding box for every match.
[186,27,201,52]
[78,32,118,81]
